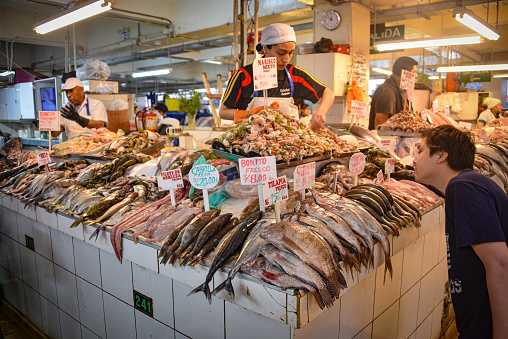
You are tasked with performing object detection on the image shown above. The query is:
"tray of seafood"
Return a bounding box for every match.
[213,108,359,165]
[377,110,431,136]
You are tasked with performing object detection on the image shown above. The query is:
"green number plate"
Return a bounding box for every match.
[25,235,34,252]
[133,290,153,317]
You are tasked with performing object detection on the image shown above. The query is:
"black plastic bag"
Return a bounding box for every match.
[314,37,334,53]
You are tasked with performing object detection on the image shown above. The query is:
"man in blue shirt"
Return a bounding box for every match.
[413,125,508,338]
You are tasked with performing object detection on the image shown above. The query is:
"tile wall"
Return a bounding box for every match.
[0,196,447,339]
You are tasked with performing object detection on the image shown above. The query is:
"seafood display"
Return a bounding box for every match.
[93,130,162,157]
[360,149,407,180]
[52,128,118,155]
[214,109,358,163]
[425,110,459,127]
[0,138,34,171]
[475,140,508,193]
[381,179,443,212]
[377,111,432,133]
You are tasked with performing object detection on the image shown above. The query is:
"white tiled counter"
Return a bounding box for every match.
[0,195,447,339]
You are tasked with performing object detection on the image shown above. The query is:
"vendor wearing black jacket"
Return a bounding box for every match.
[368,56,418,130]
[219,23,334,131]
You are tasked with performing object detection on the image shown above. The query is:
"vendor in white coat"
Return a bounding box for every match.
[51,78,108,139]
[477,97,503,129]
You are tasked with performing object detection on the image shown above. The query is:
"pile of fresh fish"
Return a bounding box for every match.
[0,137,34,170]
[316,162,366,195]
[98,130,162,157]
[475,141,508,193]
[81,155,146,188]
[361,149,407,180]
[378,111,432,133]
[214,108,357,164]
[425,110,459,127]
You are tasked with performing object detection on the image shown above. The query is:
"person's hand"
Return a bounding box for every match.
[234,106,264,123]
[61,104,89,128]
[309,112,326,131]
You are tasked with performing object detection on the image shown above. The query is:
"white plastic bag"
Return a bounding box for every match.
[76,59,110,80]
[109,99,129,111]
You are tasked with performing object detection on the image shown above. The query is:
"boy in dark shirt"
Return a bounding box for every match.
[413,125,508,338]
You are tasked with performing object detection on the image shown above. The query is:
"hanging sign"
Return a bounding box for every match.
[293,162,315,192]
[253,57,278,91]
[239,156,277,185]
[263,176,288,207]
[400,69,416,91]
[351,101,368,119]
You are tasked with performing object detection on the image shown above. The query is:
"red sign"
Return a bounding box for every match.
[293,162,315,191]
[36,151,51,166]
[39,111,60,131]
[400,69,416,91]
[385,158,395,174]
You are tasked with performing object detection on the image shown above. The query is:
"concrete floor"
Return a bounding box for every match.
[0,300,47,339]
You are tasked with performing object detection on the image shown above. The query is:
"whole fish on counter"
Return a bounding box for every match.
[188,211,263,303]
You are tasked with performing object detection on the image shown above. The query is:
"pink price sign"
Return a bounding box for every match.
[239,156,277,185]
[36,151,51,166]
[349,152,366,176]
[385,158,395,174]
[157,169,183,191]
[293,162,315,191]
[376,170,384,185]
[399,69,416,91]
[351,101,367,119]
[39,111,60,131]
[263,176,288,207]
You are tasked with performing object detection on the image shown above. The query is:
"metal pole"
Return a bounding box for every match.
[73,24,77,71]
[242,0,248,66]
[254,0,259,58]
[233,0,239,70]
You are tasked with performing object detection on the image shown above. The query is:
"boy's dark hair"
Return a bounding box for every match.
[420,125,476,171]
[392,56,418,76]
[154,102,168,114]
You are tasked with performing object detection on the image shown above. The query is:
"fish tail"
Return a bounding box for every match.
[70,216,83,229]
[89,227,100,241]
[187,282,212,304]
[325,277,340,298]
[308,287,326,310]
[211,278,235,299]
[383,254,393,284]
[319,286,335,309]
[342,250,361,273]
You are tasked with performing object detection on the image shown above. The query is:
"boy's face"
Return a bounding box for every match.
[413,139,442,185]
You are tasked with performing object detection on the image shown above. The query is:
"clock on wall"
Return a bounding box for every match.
[321,10,341,30]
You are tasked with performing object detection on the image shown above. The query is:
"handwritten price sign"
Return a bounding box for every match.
[377,139,393,152]
[293,162,315,192]
[239,156,276,185]
[36,151,51,166]
[351,101,368,119]
[253,57,277,91]
[376,170,384,185]
[157,169,183,191]
[400,69,416,91]
[263,176,288,207]
[385,158,395,174]
[189,164,219,189]
[39,111,60,131]
[349,152,366,176]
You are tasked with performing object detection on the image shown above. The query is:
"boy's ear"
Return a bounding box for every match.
[436,151,449,164]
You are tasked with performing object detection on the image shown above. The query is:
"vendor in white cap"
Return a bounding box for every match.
[477,97,503,129]
[51,78,108,139]
[219,23,334,131]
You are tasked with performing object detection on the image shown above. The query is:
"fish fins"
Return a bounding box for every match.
[70,216,84,228]
[383,254,393,283]
[308,288,326,310]
[281,234,305,254]
[187,282,212,304]
[211,278,235,299]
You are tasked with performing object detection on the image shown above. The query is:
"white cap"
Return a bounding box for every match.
[259,23,296,47]
[484,97,501,109]
[60,78,84,92]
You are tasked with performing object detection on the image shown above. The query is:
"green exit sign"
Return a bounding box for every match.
[133,290,153,317]
[458,71,492,83]
[25,235,34,251]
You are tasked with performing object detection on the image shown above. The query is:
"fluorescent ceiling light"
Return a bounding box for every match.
[372,67,392,76]
[437,64,508,73]
[374,35,484,51]
[493,74,508,78]
[453,6,500,40]
[33,0,113,35]
[202,60,222,65]
[132,69,171,78]
[428,76,446,80]
[0,71,15,76]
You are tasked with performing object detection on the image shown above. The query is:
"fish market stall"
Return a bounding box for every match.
[2,110,497,338]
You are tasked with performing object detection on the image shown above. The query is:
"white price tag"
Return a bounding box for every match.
[239,156,277,185]
[377,139,393,152]
[39,111,60,131]
[432,100,439,113]
[288,104,299,120]
[458,121,472,130]
[253,57,278,91]
[349,153,366,176]
[385,158,395,174]
[351,101,368,119]
[189,164,219,189]
[293,162,315,192]
[263,176,288,207]
[420,110,428,121]
[376,170,384,185]
[36,151,51,166]
[444,105,450,117]
[400,69,416,91]
[157,169,183,191]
